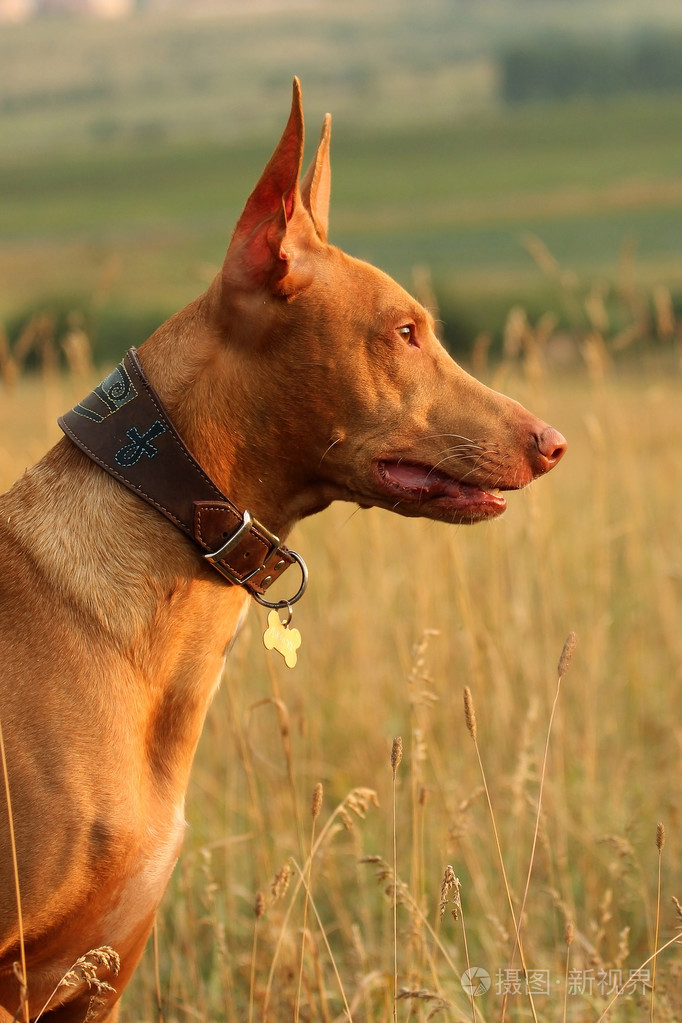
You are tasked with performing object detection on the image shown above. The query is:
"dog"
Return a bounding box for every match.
[0,79,565,1021]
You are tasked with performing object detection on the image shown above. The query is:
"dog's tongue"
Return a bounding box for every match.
[376,460,507,516]
[387,463,445,488]
[382,462,469,497]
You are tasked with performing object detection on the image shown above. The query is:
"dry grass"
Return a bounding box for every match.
[1,332,682,1021]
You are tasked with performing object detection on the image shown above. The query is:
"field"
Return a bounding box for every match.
[2,1,682,1019]
[2,346,682,1021]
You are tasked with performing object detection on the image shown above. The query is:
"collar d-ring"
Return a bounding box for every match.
[252,550,308,610]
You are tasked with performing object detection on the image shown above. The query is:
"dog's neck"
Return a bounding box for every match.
[10,282,327,652]
[135,288,337,538]
[10,438,244,643]
[59,344,307,608]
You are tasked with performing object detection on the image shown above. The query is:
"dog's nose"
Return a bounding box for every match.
[533,426,567,474]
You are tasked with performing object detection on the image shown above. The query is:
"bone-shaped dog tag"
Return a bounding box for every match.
[263,609,301,668]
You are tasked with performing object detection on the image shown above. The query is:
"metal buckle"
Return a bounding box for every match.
[204,509,308,609]
[204,509,277,585]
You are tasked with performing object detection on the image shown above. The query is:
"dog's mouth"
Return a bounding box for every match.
[372,460,509,522]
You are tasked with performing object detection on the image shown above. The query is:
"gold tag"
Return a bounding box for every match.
[263,609,301,668]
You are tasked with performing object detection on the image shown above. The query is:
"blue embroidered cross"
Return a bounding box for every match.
[115,421,167,466]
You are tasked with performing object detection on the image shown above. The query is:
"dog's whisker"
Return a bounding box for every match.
[434,449,488,464]
[318,436,342,467]
[421,432,481,446]
[431,444,487,455]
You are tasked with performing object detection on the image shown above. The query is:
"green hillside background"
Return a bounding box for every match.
[2,0,682,359]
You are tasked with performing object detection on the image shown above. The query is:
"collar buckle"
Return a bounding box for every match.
[204,509,278,585]
[204,510,308,609]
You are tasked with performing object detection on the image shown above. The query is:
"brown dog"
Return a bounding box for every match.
[0,80,565,1021]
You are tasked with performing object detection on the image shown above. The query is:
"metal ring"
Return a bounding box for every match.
[279,603,293,628]
[252,550,308,610]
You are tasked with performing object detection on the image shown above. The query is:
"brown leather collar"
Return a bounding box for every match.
[58,348,307,609]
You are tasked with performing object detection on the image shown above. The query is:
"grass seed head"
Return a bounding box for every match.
[615,926,630,972]
[391,736,403,775]
[271,863,292,902]
[254,891,266,919]
[657,821,666,851]
[463,687,477,741]
[558,631,577,678]
[439,864,461,920]
[54,948,121,1023]
[671,895,682,926]
[312,782,323,820]
[345,787,379,818]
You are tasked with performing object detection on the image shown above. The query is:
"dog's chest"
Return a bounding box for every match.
[98,804,186,949]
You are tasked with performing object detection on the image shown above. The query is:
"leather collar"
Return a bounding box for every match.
[58,348,307,609]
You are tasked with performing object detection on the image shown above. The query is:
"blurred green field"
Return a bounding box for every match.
[2,353,681,1022]
[2,1,682,354]
[4,92,682,353]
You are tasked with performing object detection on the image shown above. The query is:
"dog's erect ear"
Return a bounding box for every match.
[301,114,331,242]
[223,78,307,290]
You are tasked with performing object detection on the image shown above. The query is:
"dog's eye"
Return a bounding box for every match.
[398,325,418,347]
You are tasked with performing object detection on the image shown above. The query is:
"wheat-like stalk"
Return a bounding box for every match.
[362,854,491,1021]
[650,822,665,1023]
[463,686,538,1023]
[258,672,304,858]
[439,867,476,1023]
[0,711,28,1023]
[391,737,402,1023]
[503,631,577,1019]
[152,919,164,1023]
[596,928,682,1022]
[562,920,574,1023]
[294,783,324,1023]
[248,891,266,1023]
[262,788,378,1020]
[289,858,353,1021]
[34,947,120,1022]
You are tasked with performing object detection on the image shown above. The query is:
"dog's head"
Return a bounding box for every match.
[157,79,565,533]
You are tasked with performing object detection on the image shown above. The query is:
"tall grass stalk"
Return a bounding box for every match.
[249,892,265,1023]
[462,686,538,1023]
[562,920,573,1023]
[440,868,477,1023]
[596,929,682,1022]
[262,788,378,1019]
[290,858,353,1021]
[0,712,28,1023]
[294,783,323,1023]
[503,632,576,1013]
[459,907,475,1023]
[650,822,665,1023]
[152,919,164,1023]
[262,664,305,861]
[391,736,403,1023]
